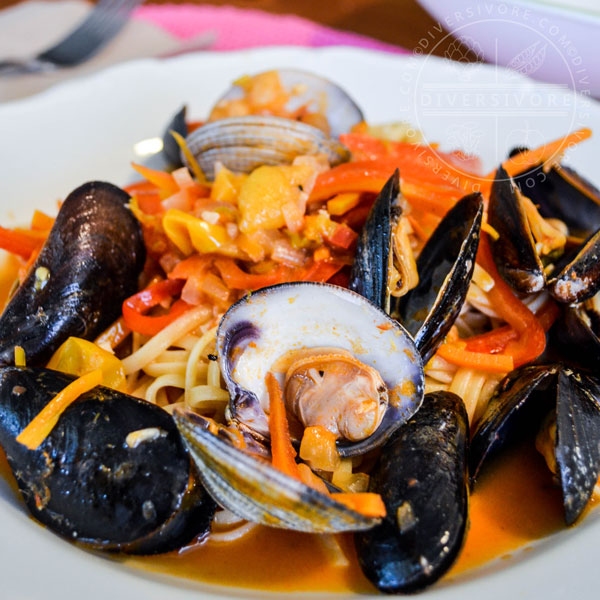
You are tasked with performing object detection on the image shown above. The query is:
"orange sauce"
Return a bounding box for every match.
[125,438,564,593]
[0,255,566,593]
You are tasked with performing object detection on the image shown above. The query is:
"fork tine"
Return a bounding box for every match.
[37,0,142,67]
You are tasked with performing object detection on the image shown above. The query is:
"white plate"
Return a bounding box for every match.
[0,46,598,600]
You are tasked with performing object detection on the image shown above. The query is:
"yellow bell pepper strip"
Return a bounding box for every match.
[30,210,55,231]
[47,337,126,392]
[122,279,191,336]
[17,369,103,450]
[162,209,241,257]
[14,346,26,367]
[327,193,361,216]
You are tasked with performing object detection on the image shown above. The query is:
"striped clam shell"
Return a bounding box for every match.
[174,409,380,533]
[183,115,350,181]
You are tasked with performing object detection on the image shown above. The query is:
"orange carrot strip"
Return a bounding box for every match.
[297,463,330,494]
[17,369,103,450]
[215,258,292,290]
[30,210,55,231]
[0,227,45,259]
[94,316,131,350]
[131,162,179,195]
[330,493,387,518]
[499,128,592,178]
[266,372,302,481]
[436,341,514,373]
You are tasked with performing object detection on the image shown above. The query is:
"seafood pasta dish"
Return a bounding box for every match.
[0,69,599,595]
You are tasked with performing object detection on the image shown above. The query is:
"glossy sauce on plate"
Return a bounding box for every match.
[125,438,564,593]
[0,255,566,594]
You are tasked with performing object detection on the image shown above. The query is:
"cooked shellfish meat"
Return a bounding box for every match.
[217,282,424,457]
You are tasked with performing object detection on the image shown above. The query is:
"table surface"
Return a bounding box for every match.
[0,0,474,59]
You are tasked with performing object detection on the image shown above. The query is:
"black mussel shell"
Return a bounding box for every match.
[488,165,544,294]
[0,182,145,367]
[0,367,215,553]
[162,105,188,167]
[555,306,600,370]
[470,364,558,483]
[513,162,600,238]
[488,166,600,303]
[355,392,469,593]
[349,170,400,313]
[546,229,600,304]
[394,192,483,363]
[471,364,600,525]
[555,370,600,525]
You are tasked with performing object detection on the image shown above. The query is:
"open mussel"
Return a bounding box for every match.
[510,151,600,239]
[0,367,215,553]
[162,105,188,168]
[489,165,600,303]
[174,409,379,533]
[216,282,423,457]
[0,182,145,366]
[349,170,483,362]
[394,192,483,362]
[355,391,469,593]
[555,296,600,370]
[470,363,600,525]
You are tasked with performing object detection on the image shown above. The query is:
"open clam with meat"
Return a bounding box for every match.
[0,68,599,595]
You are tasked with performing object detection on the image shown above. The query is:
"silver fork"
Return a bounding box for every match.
[0,0,143,76]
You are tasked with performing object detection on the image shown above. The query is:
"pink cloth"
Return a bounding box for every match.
[134,4,407,53]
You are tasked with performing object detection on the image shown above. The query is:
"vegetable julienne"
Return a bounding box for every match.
[16,369,103,450]
[1,65,598,596]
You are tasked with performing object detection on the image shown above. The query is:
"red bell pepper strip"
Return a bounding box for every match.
[340,134,486,194]
[122,279,190,336]
[465,299,559,354]
[310,160,463,217]
[476,235,546,367]
[299,259,345,283]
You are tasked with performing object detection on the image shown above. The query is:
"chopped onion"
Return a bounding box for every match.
[271,240,306,267]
